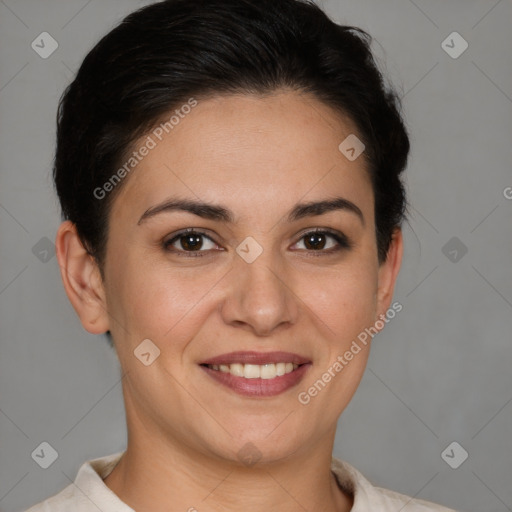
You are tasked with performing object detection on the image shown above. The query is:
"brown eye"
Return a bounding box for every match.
[177,233,204,251]
[293,229,351,253]
[303,232,329,250]
[163,229,219,256]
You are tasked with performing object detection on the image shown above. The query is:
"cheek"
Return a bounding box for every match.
[294,265,378,425]
[109,253,228,348]
[298,260,379,340]
[106,229,379,355]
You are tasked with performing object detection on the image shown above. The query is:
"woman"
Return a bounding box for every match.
[25,0,458,510]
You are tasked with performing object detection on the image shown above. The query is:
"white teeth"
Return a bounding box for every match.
[260,363,276,380]
[207,362,300,379]
[276,363,286,376]
[230,363,244,377]
[243,364,261,379]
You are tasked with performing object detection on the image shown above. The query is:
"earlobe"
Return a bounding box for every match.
[375,228,403,320]
[55,220,110,335]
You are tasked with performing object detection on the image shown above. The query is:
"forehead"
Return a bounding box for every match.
[111,90,373,224]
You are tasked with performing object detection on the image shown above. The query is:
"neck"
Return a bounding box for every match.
[104,420,353,512]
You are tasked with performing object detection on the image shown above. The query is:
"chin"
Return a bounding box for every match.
[219,425,309,466]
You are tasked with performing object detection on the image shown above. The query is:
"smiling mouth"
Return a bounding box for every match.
[201,362,301,379]
[199,351,311,396]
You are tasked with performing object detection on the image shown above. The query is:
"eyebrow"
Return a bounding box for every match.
[137,196,364,226]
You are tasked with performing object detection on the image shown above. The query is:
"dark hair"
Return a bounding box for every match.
[53,0,409,343]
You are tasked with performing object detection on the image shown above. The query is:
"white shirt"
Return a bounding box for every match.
[24,451,458,511]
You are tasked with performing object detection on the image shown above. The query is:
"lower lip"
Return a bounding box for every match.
[200,364,311,397]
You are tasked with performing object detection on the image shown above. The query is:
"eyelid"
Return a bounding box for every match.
[294,226,344,240]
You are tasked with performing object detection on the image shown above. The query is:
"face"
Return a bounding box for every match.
[61,90,402,465]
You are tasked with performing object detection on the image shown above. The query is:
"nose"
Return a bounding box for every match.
[220,246,300,337]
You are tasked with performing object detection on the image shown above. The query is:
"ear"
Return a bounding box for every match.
[375,227,403,321]
[55,220,110,335]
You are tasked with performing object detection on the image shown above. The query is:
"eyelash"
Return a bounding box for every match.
[162,228,352,258]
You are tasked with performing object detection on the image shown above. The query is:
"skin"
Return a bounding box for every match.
[56,90,402,512]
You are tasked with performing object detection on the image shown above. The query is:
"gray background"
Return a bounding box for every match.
[1,1,511,511]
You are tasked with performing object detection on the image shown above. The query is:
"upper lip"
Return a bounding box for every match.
[200,351,311,366]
